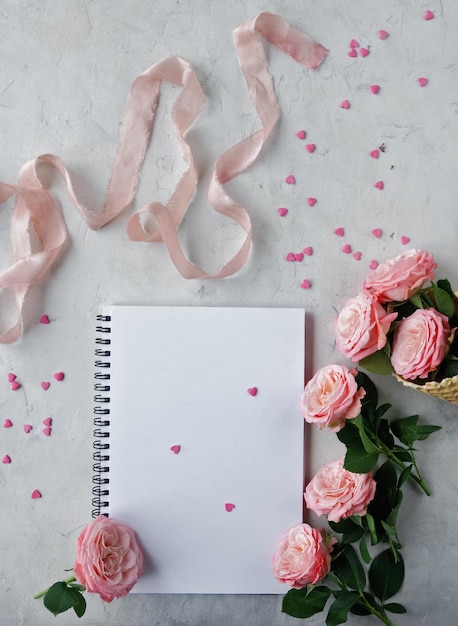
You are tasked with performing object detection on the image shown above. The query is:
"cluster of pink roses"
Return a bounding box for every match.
[335,249,452,381]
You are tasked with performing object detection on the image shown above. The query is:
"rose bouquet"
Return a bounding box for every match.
[35,515,143,617]
[334,249,458,403]
[276,364,440,625]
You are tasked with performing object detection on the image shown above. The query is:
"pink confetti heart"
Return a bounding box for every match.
[10,381,21,391]
[334,227,345,237]
[401,235,411,245]
[424,10,434,20]
[23,424,33,433]
[53,372,64,382]
[1,454,11,464]
[42,427,52,437]
[277,207,288,217]
[300,279,311,289]
[225,503,235,512]
[303,246,313,256]
[247,387,258,396]
[307,197,317,207]
[378,29,389,40]
[41,382,50,391]
[42,417,53,426]
[360,48,370,57]
[370,149,379,159]
[305,144,316,153]
[39,314,50,324]
[294,253,304,262]
[353,252,362,261]
[340,100,350,109]
[296,130,306,140]
[285,175,296,185]
[342,244,352,254]
[170,445,181,454]
[369,260,379,270]
[374,180,384,190]
[349,39,360,48]
[347,49,357,58]
[370,85,380,94]
[31,489,42,499]
[418,77,428,87]
[286,252,295,262]
[3,419,13,428]
[7,373,16,382]
[371,228,382,238]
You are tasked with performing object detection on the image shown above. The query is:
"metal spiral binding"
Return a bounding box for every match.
[92,314,111,518]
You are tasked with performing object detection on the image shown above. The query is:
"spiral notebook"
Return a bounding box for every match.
[93,306,305,594]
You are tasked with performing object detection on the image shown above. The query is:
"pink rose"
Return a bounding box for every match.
[301,364,365,432]
[74,516,143,602]
[391,308,451,380]
[304,457,376,523]
[363,248,436,303]
[272,523,335,588]
[335,291,398,362]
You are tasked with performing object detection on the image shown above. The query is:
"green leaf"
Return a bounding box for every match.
[353,415,379,454]
[359,535,372,564]
[359,349,394,375]
[355,372,378,407]
[68,589,86,618]
[282,586,332,619]
[43,582,78,616]
[432,282,455,318]
[391,446,413,463]
[365,512,378,545]
[326,591,360,626]
[437,278,453,297]
[369,549,405,601]
[387,491,403,527]
[397,465,413,489]
[409,293,424,309]
[350,592,378,616]
[374,461,398,508]
[443,359,458,378]
[337,422,361,448]
[377,419,394,448]
[332,544,366,592]
[329,518,360,535]
[342,525,365,544]
[383,602,407,614]
[415,424,442,441]
[344,445,379,474]
[390,415,419,446]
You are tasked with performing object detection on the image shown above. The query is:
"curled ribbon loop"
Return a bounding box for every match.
[0,12,328,343]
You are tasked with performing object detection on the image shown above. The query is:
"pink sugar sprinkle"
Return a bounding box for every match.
[307,197,317,207]
[378,30,389,40]
[370,85,380,94]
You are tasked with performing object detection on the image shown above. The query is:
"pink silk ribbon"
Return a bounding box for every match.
[0,12,328,343]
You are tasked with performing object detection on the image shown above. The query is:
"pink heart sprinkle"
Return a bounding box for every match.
[1,454,11,464]
[31,490,42,499]
[294,253,304,262]
[342,244,352,254]
[170,445,181,454]
[41,382,50,391]
[10,381,21,391]
[353,252,362,261]
[372,228,382,238]
[340,99,350,109]
[370,85,380,94]
[23,424,33,433]
[424,10,434,20]
[286,252,295,262]
[285,175,296,185]
[418,77,428,87]
[347,49,357,58]
[225,503,235,512]
[300,279,311,289]
[349,39,360,48]
[360,48,370,57]
[401,235,411,245]
[374,180,384,190]
[378,29,389,40]
[39,314,50,324]
[277,207,288,217]
[303,246,313,256]
[247,387,258,396]
[334,227,345,237]
[3,419,13,428]
[42,417,52,426]
[296,130,306,140]
[42,427,52,437]
[305,144,316,153]
[7,373,16,382]
[369,260,379,270]
[53,372,64,382]
[307,197,317,207]
[370,149,379,159]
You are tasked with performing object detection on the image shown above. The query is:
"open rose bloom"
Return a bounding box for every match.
[74,516,143,602]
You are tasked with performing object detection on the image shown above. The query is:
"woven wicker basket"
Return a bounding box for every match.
[393,372,458,404]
